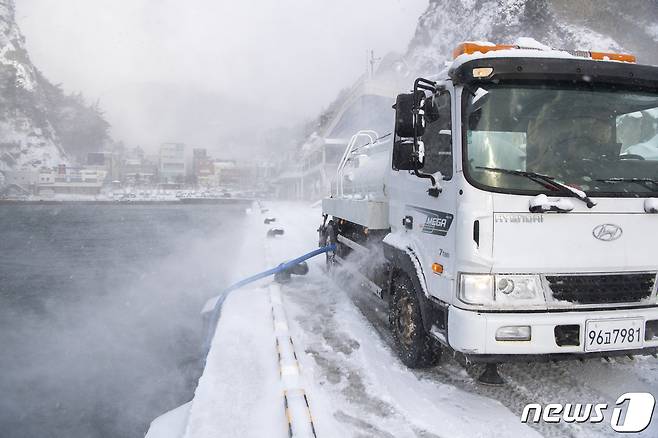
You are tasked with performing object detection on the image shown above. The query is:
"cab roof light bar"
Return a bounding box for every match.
[452,42,636,63]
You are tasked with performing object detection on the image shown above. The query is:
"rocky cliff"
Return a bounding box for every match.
[0,0,109,175]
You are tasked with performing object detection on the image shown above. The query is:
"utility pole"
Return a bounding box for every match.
[368,49,382,78]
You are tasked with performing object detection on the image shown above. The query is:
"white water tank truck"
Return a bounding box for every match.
[319,41,658,383]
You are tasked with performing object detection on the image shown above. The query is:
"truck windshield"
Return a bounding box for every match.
[463,83,658,196]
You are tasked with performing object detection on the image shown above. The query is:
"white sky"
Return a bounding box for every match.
[16,0,427,154]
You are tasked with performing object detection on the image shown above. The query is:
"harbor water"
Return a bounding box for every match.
[0,204,248,438]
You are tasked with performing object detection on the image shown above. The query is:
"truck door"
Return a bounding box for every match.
[389,88,457,303]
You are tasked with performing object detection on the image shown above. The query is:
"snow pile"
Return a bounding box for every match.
[182,288,286,438]
[145,403,191,438]
[645,198,658,214]
[528,193,575,213]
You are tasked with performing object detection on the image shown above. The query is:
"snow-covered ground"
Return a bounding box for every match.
[153,201,658,438]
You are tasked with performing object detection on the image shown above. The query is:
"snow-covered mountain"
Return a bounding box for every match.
[0,0,110,175]
[406,0,658,74]
[0,0,66,172]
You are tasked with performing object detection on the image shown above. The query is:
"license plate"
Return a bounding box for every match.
[585,318,643,352]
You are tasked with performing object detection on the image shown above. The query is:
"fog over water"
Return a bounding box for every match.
[1,2,432,436]
[0,204,247,438]
[16,0,427,154]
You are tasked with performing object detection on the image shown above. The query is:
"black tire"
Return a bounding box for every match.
[390,272,441,368]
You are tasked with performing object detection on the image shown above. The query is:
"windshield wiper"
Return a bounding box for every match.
[476,166,597,208]
[595,177,658,191]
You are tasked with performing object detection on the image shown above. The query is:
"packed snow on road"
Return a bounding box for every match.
[147,203,658,438]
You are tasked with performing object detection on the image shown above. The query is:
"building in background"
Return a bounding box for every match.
[271,53,401,200]
[159,143,186,184]
[122,147,158,185]
[3,169,40,190]
[1,164,105,197]
[86,152,120,182]
[192,148,207,174]
[203,159,274,194]
[192,148,214,187]
[36,165,104,196]
[211,160,238,188]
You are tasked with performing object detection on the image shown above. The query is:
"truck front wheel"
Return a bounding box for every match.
[390,272,441,368]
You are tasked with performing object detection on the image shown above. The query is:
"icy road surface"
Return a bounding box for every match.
[184,202,658,438]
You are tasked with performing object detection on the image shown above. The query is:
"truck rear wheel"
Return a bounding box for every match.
[390,273,441,368]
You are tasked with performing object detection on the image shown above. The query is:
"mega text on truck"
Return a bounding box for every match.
[319,41,658,382]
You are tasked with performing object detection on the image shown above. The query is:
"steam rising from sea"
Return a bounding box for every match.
[0,204,247,438]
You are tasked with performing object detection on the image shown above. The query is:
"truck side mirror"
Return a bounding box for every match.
[394,92,425,138]
[392,139,424,170]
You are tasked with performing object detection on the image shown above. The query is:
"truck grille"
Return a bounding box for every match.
[545,273,656,305]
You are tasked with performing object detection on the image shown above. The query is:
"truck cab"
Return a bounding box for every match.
[321,41,658,375]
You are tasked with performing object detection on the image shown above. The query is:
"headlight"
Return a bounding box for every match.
[459,274,494,305]
[494,275,545,307]
[459,274,546,308]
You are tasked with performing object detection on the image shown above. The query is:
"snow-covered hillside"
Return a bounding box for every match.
[0,0,66,172]
[406,0,658,74]
[0,0,111,175]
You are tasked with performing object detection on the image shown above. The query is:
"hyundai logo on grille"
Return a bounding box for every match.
[592,224,623,241]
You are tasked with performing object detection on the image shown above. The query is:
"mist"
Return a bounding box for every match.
[0,205,250,437]
[0,3,429,435]
[16,0,427,155]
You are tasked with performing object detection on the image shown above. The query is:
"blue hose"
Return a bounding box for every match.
[203,244,336,350]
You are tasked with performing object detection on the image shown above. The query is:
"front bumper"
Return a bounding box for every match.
[447,305,658,359]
